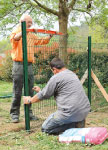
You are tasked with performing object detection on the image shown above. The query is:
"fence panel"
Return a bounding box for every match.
[24,29,89,130]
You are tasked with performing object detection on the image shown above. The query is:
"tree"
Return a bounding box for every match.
[0,38,12,53]
[0,0,108,63]
[89,24,108,44]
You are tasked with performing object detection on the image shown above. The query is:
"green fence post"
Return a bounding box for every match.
[22,21,30,131]
[88,36,91,104]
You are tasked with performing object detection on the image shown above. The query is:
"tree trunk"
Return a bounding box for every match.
[59,11,68,65]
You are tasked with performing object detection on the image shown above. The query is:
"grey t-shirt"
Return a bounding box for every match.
[37,69,90,122]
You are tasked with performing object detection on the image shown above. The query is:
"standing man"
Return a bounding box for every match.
[10,14,53,123]
[23,57,91,135]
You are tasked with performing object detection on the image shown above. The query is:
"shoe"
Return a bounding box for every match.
[29,114,39,121]
[75,119,85,128]
[11,114,19,123]
[11,118,19,123]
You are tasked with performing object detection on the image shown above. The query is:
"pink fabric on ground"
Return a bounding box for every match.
[85,127,108,144]
[59,127,108,145]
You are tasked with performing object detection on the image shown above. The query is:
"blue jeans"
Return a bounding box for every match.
[41,111,85,135]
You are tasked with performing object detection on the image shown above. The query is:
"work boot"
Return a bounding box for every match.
[29,112,39,121]
[12,118,19,123]
[75,119,85,128]
[11,115,19,123]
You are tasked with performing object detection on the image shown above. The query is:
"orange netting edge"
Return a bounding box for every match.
[27,29,63,35]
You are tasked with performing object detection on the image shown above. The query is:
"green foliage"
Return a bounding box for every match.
[68,24,89,38]
[0,80,12,97]
[91,52,108,86]
[68,52,88,78]
[0,38,12,53]
[0,54,12,81]
[0,0,57,37]
[90,7,108,30]
[89,24,108,43]
[33,50,108,87]
[0,0,108,38]
[68,52,108,87]
[33,49,59,84]
[0,49,108,88]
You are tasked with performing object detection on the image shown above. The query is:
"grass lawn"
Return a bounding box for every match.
[0,81,108,150]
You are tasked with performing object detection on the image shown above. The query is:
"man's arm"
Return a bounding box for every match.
[13,29,32,41]
[13,32,22,41]
[23,76,56,104]
[13,29,53,42]
[23,95,40,105]
[23,86,41,104]
[33,33,53,45]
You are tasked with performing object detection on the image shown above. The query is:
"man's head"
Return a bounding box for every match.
[50,57,65,74]
[19,14,33,28]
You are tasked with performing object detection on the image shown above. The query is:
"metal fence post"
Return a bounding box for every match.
[22,21,30,131]
[88,36,91,104]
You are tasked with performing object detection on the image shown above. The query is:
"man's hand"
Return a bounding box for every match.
[55,31,59,35]
[34,28,37,33]
[23,96,31,104]
[49,31,59,39]
[32,86,41,92]
[14,32,22,41]
[49,34,53,38]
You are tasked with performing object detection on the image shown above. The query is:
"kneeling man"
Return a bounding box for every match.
[23,57,90,135]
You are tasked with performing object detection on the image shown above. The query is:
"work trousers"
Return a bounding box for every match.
[10,61,34,117]
[42,112,85,135]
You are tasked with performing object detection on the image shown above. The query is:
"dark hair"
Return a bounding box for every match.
[50,57,65,69]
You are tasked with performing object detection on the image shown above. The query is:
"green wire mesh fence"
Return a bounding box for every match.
[21,23,90,131]
[0,22,108,132]
[23,28,64,131]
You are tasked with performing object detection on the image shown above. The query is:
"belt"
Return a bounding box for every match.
[14,61,32,65]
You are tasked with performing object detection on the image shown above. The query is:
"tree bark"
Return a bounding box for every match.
[58,1,69,65]
[59,15,68,65]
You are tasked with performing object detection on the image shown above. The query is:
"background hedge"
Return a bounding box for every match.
[0,51,108,87]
